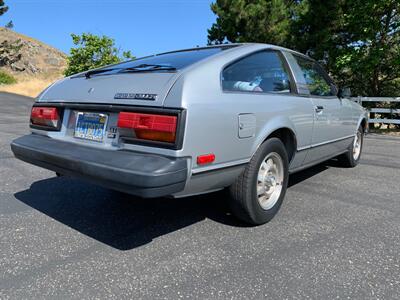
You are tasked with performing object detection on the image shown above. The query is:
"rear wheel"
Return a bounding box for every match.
[229,138,289,225]
[338,126,364,167]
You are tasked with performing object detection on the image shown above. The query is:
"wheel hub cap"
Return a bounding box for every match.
[257,152,284,210]
[353,131,362,160]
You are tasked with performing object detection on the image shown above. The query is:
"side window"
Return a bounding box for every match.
[293,55,335,97]
[222,51,292,93]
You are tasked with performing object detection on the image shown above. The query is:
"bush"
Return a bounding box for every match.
[0,70,17,84]
[65,33,134,76]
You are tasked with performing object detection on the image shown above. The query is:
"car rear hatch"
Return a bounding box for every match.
[33,46,242,151]
[39,72,179,107]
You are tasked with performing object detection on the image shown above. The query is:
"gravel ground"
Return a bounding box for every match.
[1,92,400,299]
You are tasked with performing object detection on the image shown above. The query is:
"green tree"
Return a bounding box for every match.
[64,33,134,76]
[292,0,400,97]
[291,0,347,62]
[208,0,292,46]
[0,0,8,16]
[208,0,400,97]
[337,0,400,96]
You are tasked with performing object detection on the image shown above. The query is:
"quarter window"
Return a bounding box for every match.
[293,56,335,97]
[222,51,292,93]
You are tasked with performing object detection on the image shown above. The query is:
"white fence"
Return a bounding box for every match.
[351,97,400,125]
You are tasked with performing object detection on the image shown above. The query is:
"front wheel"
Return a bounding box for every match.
[338,126,364,167]
[229,138,289,225]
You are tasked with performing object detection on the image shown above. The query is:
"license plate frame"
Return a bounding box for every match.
[74,112,108,142]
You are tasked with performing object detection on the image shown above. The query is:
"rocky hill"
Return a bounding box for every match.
[0,27,67,97]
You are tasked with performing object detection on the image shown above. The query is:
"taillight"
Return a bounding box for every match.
[30,107,60,129]
[117,112,178,143]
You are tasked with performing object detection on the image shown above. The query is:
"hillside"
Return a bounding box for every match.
[0,27,67,97]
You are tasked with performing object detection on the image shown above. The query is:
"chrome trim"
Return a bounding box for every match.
[191,158,250,174]
[297,135,355,151]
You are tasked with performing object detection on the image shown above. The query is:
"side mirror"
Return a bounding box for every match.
[338,87,351,99]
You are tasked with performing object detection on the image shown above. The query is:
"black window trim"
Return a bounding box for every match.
[220,49,298,96]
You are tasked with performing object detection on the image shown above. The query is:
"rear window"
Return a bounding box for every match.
[112,46,238,71]
[222,50,292,93]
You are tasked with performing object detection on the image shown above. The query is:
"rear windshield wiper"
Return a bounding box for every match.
[84,68,117,79]
[120,64,177,72]
[81,64,176,79]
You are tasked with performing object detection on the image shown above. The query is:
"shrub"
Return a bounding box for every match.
[65,33,134,76]
[0,70,17,84]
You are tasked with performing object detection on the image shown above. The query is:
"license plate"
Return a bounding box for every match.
[74,112,108,142]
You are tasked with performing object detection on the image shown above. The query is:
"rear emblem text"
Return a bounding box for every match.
[114,93,157,101]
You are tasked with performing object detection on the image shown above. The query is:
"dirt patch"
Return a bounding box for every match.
[0,27,66,97]
[369,129,400,136]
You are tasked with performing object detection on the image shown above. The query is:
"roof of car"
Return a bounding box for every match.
[157,43,311,61]
[241,43,311,58]
[155,43,244,56]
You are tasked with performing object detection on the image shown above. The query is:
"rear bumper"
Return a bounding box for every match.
[11,134,188,198]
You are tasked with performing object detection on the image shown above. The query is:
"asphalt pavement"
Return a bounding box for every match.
[1,92,400,299]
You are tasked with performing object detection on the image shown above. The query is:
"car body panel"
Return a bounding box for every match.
[38,73,179,107]
[12,43,368,198]
[303,97,356,164]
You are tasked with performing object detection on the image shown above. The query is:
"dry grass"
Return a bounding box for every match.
[0,77,60,98]
[369,128,400,136]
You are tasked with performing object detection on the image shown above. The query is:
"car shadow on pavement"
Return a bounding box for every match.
[14,160,334,250]
[14,176,239,250]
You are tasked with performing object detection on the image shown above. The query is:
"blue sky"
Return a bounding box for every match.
[4,0,216,57]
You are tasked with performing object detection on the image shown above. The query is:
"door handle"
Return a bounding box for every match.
[315,106,324,113]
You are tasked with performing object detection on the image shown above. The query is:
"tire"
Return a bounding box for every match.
[337,126,364,168]
[229,138,289,225]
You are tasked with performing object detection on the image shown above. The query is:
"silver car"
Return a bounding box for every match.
[11,43,368,225]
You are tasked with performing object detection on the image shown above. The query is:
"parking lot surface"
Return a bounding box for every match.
[1,92,400,299]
